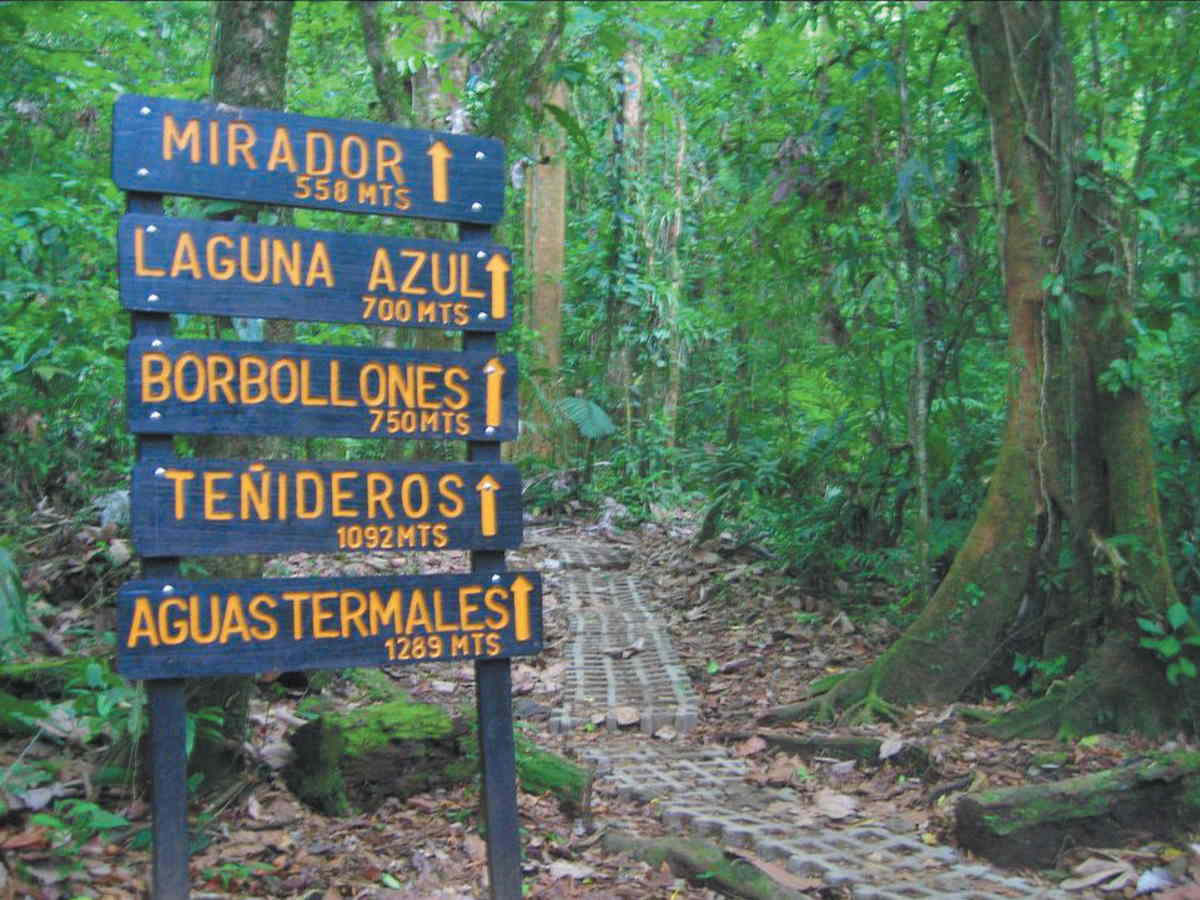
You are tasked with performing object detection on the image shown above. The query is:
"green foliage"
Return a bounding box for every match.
[559,395,616,440]
[0,547,29,655]
[65,659,145,747]
[30,798,129,867]
[1138,601,1200,685]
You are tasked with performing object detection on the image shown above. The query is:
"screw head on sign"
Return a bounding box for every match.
[140,106,151,115]
[154,467,166,477]
[476,251,486,259]
[475,151,485,160]
[147,225,158,233]
[485,426,496,435]
[151,339,162,347]
[471,202,483,212]
[149,411,162,420]
[162,585,173,594]
[491,574,501,584]
[147,294,159,302]
[477,313,488,321]
[137,168,149,176]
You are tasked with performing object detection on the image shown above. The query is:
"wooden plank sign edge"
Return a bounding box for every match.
[116,572,543,679]
[126,336,519,442]
[131,459,523,557]
[112,94,505,224]
[119,213,513,331]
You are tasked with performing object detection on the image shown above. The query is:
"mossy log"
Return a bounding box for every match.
[601,828,810,900]
[284,696,588,817]
[955,751,1200,868]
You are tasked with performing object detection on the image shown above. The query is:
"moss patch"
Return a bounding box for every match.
[957,751,1200,868]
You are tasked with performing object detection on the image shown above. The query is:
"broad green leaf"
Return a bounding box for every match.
[559,396,616,439]
[1166,602,1191,631]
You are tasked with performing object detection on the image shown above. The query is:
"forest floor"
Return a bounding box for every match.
[3,503,1199,899]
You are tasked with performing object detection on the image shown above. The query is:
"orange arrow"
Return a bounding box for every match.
[427,140,452,203]
[475,474,499,536]
[484,358,506,429]
[486,254,511,320]
[511,575,534,641]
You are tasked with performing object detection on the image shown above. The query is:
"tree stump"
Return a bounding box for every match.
[283,696,588,816]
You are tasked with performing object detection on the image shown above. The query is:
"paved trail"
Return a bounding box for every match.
[513,530,1073,900]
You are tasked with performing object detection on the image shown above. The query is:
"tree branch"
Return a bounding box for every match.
[357,0,410,125]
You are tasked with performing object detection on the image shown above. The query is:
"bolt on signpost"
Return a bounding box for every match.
[112,95,539,900]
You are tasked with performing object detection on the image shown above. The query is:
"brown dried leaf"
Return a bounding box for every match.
[735,736,767,757]
[879,736,905,760]
[1060,856,1135,891]
[613,706,640,727]
[813,788,858,820]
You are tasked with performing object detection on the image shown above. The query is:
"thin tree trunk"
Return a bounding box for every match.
[894,19,931,606]
[521,81,568,460]
[663,112,687,447]
[191,0,294,786]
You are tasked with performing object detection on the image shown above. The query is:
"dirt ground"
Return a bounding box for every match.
[2,508,1198,899]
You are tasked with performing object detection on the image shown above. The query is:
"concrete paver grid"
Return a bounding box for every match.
[583,741,1075,900]
[513,535,632,571]
[543,537,1075,899]
[550,571,699,734]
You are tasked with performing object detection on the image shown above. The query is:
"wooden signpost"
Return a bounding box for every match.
[117,572,542,679]
[112,95,505,224]
[127,338,518,441]
[119,214,513,330]
[113,95,536,900]
[130,459,523,556]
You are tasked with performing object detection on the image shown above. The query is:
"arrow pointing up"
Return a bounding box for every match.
[510,575,534,641]
[427,140,452,203]
[486,254,511,320]
[475,473,500,536]
[484,358,507,429]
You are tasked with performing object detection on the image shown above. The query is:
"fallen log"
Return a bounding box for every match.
[283,696,588,816]
[753,731,934,776]
[955,751,1200,868]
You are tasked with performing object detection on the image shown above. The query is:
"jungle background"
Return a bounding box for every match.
[3,0,1200,897]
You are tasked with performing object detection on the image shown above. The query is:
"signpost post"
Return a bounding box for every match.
[113,95,537,900]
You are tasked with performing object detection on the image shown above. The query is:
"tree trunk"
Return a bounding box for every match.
[187,0,294,789]
[894,18,931,605]
[521,80,568,460]
[663,112,687,448]
[811,2,1191,737]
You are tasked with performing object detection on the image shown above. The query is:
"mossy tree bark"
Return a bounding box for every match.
[186,0,294,788]
[810,2,1191,736]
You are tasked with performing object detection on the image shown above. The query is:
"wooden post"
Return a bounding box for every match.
[463,221,522,898]
[114,95,533,897]
[127,190,190,900]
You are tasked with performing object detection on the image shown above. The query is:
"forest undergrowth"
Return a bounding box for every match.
[0,498,1195,899]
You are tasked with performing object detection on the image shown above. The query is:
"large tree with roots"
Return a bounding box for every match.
[801,1,1198,737]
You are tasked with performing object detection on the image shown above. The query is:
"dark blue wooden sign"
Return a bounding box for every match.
[127,337,517,441]
[111,94,505,225]
[131,459,521,557]
[116,572,543,679]
[119,214,513,331]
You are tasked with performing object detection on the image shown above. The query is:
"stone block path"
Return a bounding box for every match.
[549,571,699,735]
[520,530,1077,899]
